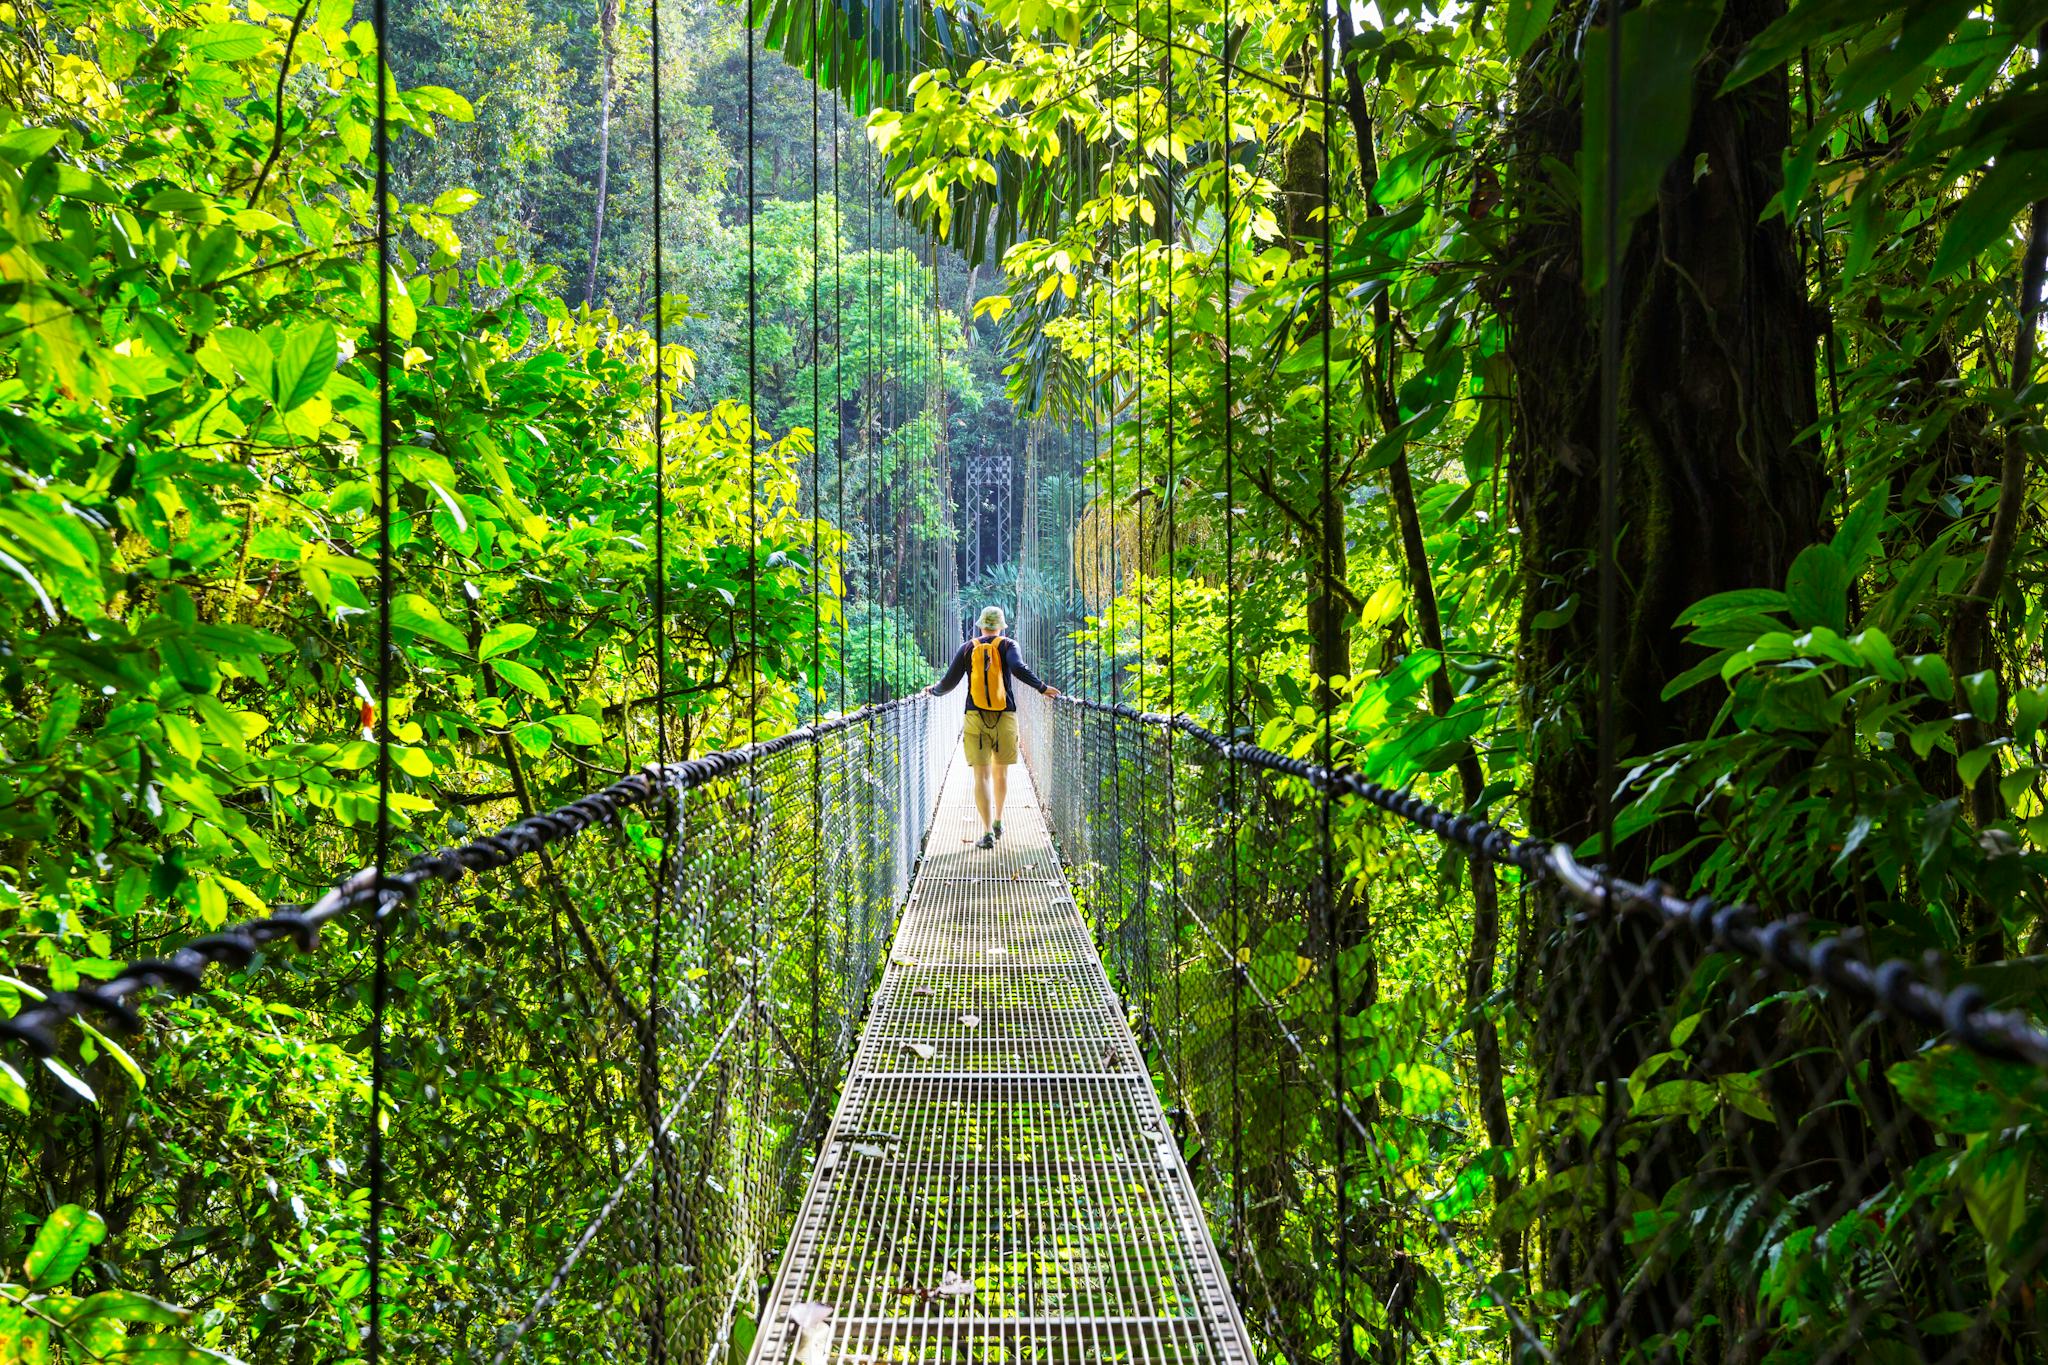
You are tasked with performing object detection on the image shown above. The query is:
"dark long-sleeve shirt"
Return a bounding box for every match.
[931,635,1046,713]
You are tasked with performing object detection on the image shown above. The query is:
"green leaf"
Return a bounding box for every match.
[390,594,467,653]
[74,1017,147,1091]
[489,658,552,700]
[0,127,64,164]
[26,1205,107,1289]
[1830,478,1888,571]
[161,712,203,762]
[1784,543,1849,632]
[1888,1047,2048,1134]
[0,1059,28,1114]
[432,187,480,215]
[42,1056,95,1104]
[1909,653,1955,702]
[105,1332,244,1362]
[1580,0,1727,293]
[272,323,337,412]
[1961,669,1999,721]
[37,684,81,756]
[1501,0,1559,59]
[387,268,418,341]
[478,623,536,661]
[2015,686,2048,743]
[1850,628,1904,681]
[1958,744,1997,790]
[1531,592,1579,630]
[1676,587,1789,625]
[1934,151,2048,279]
[544,713,603,746]
[212,326,273,396]
[185,22,272,61]
[44,1289,187,1328]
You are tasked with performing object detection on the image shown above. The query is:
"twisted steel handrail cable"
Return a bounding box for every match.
[0,697,927,1057]
[1047,693,2048,1070]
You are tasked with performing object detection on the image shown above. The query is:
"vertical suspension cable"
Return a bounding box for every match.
[743,0,765,1283]
[807,0,824,1129]
[1127,0,1154,1028]
[648,0,672,1347]
[834,92,847,715]
[367,0,393,1353]
[1219,0,1245,1274]
[1595,0,1626,1342]
[1161,0,1183,1109]
[1314,3,1348,1354]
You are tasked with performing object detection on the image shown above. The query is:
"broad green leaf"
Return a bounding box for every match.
[272,323,337,412]
[26,1206,106,1289]
[0,128,64,163]
[2015,686,2048,743]
[185,22,271,60]
[1501,0,1558,59]
[37,684,81,756]
[74,1018,146,1091]
[1958,744,1996,790]
[544,713,602,745]
[0,1059,27,1114]
[1888,1047,2048,1134]
[42,1057,95,1106]
[478,623,537,660]
[1830,478,1889,571]
[511,721,554,756]
[1580,0,1726,294]
[490,658,552,700]
[43,1289,187,1328]
[387,268,418,341]
[1909,653,1955,702]
[161,713,204,762]
[212,326,273,396]
[1960,669,1999,722]
[1784,543,1849,632]
[1933,151,2048,279]
[390,594,468,653]
[106,1333,244,1362]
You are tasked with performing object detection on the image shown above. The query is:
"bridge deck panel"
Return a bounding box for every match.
[749,762,1253,1364]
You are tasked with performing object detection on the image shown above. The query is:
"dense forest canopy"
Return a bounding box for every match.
[2,0,2047,1356]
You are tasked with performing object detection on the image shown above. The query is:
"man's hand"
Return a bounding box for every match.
[1042,686,1061,698]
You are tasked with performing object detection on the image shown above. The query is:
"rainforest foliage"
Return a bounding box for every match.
[3,0,2048,1358]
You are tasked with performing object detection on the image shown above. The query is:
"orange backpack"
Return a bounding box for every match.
[968,635,1008,714]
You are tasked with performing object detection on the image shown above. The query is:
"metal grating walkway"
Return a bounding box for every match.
[750,758,1256,1364]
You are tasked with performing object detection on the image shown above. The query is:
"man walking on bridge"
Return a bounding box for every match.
[924,606,1058,848]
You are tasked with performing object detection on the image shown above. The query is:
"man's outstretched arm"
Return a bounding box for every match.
[925,644,969,696]
[1005,643,1057,696]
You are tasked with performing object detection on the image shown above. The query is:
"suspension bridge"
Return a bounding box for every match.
[10,668,2048,1362]
[6,0,2048,1357]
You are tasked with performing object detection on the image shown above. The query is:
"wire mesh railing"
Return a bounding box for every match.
[1020,687,2048,1364]
[4,697,958,1363]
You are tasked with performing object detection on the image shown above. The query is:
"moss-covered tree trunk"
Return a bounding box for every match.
[1504,0,1826,1351]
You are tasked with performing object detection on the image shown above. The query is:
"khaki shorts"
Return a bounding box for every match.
[962,709,1019,765]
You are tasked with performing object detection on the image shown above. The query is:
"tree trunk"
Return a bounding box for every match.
[583,0,621,308]
[1505,0,1826,1351]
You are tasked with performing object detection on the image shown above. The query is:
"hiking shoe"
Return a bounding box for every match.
[976,832,996,849]
[993,820,1004,841]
